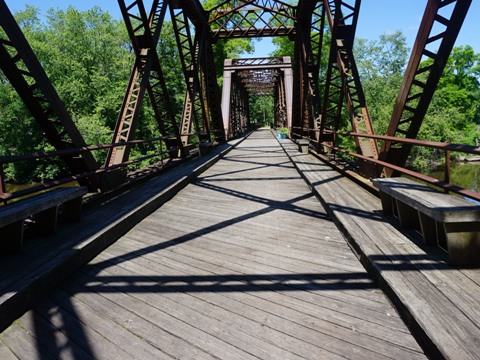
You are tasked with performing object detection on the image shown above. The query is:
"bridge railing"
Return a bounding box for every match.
[296,129,480,202]
[0,136,182,204]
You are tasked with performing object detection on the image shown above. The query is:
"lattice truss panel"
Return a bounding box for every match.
[232,60,282,137]
[230,75,250,136]
[207,0,296,40]
[319,0,378,158]
[274,73,288,128]
[106,0,183,167]
[222,57,290,138]
[170,0,225,144]
[171,7,208,143]
[292,0,325,140]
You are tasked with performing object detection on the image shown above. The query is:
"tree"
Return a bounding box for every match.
[249,96,274,127]
[434,45,480,122]
[353,31,409,135]
[0,6,133,182]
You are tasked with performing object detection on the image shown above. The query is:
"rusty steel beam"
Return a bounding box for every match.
[170,7,206,144]
[380,0,472,175]
[319,0,352,148]
[321,0,379,165]
[0,0,99,190]
[207,0,296,41]
[292,0,325,140]
[229,74,250,138]
[106,0,183,168]
[291,2,309,139]
[274,74,288,128]
[319,45,344,148]
[170,0,225,144]
[212,27,295,40]
[200,28,227,142]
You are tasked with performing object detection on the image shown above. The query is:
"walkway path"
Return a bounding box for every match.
[0,130,425,359]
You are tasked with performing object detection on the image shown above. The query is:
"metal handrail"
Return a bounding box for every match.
[291,128,480,202]
[0,135,183,203]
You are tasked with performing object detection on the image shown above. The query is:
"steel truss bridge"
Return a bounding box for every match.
[1,1,480,358]
[0,0,477,200]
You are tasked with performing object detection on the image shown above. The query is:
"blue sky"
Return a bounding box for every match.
[6,0,480,57]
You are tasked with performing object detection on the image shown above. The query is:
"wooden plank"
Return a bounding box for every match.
[0,138,242,334]
[110,236,399,317]
[15,310,95,360]
[85,252,419,359]
[372,178,480,222]
[95,243,400,324]
[280,140,480,359]
[0,187,87,227]
[0,337,21,360]
[79,264,343,360]
[1,130,427,359]
[134,218,365,273]
[34,289,172,360]
[58,276,215,360]
[0,321,56,359]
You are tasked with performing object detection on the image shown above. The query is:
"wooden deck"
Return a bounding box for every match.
[0,137,240,333]
[0,130,426,359]
[280,138,480,360]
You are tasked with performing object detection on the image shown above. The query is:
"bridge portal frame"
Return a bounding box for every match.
[221,57,293,139]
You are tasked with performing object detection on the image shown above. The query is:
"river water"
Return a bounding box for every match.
[427,161,480,193]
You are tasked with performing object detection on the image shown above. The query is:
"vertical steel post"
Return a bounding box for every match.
[283,57,294,134]
[221,59,233,140]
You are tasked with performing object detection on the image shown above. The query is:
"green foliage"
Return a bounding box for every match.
[354,31,409,136]
[158,21,186,117]
[271,35,294,58]
[39,6,133,123]
[355,33,480,170]
[2,3,479,184]
[410,45,480,169]
[0,5,134,183]
[249,96,274,127]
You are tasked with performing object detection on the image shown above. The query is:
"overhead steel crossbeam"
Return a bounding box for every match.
[106,0,183,168]
[222,57,292,138]
[320,0,378,164]
[0,0,99,190]
[292,0,325,140]
[170,0,225,144]
[207,0,296,40]
[380,0,472,175]
[238,69,280,94]
[229,57,285,68]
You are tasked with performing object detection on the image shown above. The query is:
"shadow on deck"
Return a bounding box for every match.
[0,130,477,359]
